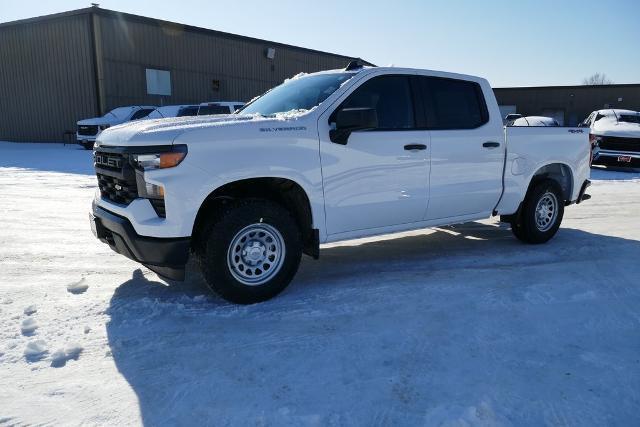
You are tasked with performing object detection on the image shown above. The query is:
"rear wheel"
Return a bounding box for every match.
[510,179,564,244]
[195,200,302,304]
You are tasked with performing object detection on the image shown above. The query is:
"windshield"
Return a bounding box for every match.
[240,73,354,116]
[619,114,640,124]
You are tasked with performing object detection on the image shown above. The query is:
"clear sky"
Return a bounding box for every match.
[1,0,638,87]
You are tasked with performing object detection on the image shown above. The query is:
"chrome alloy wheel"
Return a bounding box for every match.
[227,223,286,286]
[534,191,558,232]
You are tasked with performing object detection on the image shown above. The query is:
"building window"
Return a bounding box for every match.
[146,69,171,96]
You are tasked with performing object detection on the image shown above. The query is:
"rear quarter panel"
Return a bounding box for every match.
[497,127,590,214]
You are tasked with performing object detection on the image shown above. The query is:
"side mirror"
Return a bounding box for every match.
[330,107,378,145]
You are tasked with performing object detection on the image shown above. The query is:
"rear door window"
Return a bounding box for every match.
[417,77,488,129]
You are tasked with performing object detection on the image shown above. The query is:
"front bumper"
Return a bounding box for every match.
[592,149,640,168]
[91,202,190,280]
[77,133,97,141]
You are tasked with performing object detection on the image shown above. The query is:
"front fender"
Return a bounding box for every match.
[176,124,325,240]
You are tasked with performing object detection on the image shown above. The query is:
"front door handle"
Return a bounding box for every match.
[483,141,500,148]
[404,144,427,151]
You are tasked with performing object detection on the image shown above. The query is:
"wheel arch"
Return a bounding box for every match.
[191,176,319,258]
[526,162,575,203]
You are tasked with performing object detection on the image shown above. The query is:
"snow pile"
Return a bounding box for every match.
[23,305,37,315]
[50,344,84,368]
[23,340,48,361]
[67,278,89,294]
[20,318,38,335]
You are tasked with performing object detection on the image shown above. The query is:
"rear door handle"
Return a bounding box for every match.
[482,141,500,148]
[404,144,427,151]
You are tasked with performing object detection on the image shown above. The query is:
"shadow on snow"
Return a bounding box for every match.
[106,223,640,425]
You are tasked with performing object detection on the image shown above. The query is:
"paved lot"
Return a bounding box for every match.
[1,142,639,426]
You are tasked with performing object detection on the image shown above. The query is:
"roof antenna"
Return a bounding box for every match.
[611,108,620,124]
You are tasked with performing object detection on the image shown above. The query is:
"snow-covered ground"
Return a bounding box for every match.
[1,141,639,426]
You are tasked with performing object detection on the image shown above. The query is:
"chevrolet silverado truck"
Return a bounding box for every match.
[90,63,592,304]
[77,106,156,149]
[581,109,640,168]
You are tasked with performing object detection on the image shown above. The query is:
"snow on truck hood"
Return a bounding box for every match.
[95,112,310,147]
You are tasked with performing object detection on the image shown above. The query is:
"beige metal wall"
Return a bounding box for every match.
[97,13,354,108]
[0,14,98,142]
[0,8,359,142]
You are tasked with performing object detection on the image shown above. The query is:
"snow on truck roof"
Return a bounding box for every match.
[295,66,488,84]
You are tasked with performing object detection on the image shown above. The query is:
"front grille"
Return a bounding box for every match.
[97,173,138,205]
[94,150,138,205]
[94,151,124,170]
[78,125,99,136]
[599,135,640,153]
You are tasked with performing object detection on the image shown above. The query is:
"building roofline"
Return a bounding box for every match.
[495,83,640,90]
[0,6,374,66]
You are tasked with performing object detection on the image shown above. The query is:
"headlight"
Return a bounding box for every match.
[132,145,188,171]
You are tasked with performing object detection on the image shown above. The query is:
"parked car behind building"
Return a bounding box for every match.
[581,109,640,168]
[146,105,200,119]
[76,106,156,149]
[508,116,560,127]
[197,102,244,116]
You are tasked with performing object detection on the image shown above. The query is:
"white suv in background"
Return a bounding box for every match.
[197,101,244,115]
[508,116,559,127]
[581,109,640,168]
[76,106,156,149]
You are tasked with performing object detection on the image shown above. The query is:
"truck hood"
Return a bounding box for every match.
[593,122,640,138]
[95,113,311,147]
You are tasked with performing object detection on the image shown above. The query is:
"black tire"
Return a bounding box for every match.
[81,141,94,150]
[195,199,302,304]
[510,179,564,244]
[509,219,527,242]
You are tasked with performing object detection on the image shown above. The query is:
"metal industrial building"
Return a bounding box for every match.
[0,7,367,142]
[494,84,640,126]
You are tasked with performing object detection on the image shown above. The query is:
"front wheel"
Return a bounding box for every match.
[510,179,564,244]
[195,200,302,304]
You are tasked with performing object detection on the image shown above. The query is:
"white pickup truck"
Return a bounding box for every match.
[90,64,591,304]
